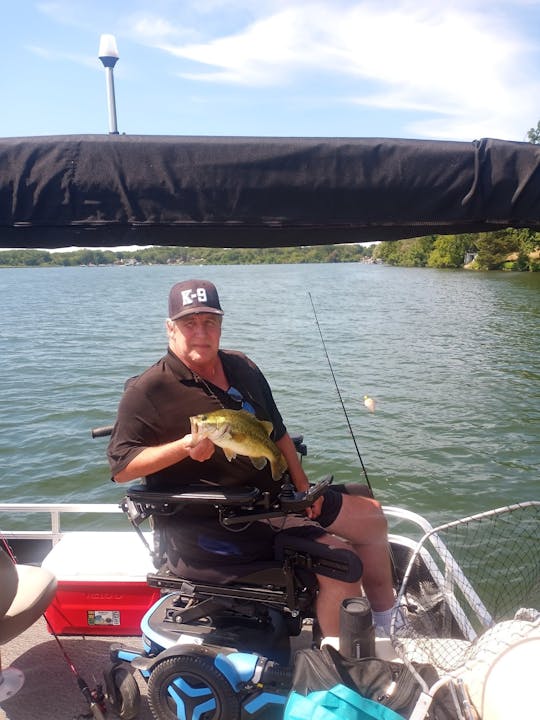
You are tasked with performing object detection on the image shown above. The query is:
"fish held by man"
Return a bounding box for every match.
[190,409,287,481]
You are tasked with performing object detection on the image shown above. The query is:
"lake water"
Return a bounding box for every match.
[0,263,538,529]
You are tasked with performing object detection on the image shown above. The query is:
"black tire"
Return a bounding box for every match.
[147,655,241,720]
[103,663,141,720]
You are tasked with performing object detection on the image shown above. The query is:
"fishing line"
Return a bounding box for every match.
[307,296,402,583]
[308,292,373,496]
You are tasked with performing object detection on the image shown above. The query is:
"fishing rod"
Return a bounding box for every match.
[308,292,374,497]
[0,533,106,718]
[44,615,106,720]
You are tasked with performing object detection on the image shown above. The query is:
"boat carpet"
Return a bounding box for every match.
[0,616,153,720]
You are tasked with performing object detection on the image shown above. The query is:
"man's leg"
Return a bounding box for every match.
[312,532,362,637]
[324,494,395,613]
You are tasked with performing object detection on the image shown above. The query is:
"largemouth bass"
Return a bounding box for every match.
[190,408,287,481]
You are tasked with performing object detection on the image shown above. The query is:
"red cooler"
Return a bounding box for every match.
[42,531,161,635]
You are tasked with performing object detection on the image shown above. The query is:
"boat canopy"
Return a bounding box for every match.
[1,134,539,249]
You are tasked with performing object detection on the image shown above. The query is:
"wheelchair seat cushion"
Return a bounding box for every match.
[162,511,361,585]
[161,512,325,584]
[163,517,283,583]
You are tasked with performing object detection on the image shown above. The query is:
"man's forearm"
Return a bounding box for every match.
[275,433,309,490]
[113,434,214,483]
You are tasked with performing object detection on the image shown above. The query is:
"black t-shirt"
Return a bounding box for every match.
[107,347,287,495]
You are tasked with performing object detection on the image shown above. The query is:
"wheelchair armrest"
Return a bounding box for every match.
[279,475,333,512]
[125,484,262,507]
[122,475,332,530]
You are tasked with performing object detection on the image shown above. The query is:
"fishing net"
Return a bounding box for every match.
[391,501,540,675]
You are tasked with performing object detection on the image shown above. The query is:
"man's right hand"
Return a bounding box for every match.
[185,434,216,462]
[113,434,216,483]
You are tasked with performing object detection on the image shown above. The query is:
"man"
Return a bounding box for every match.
[108,279,396,638]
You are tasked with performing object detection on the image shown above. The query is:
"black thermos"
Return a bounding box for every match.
[339,597,375,658]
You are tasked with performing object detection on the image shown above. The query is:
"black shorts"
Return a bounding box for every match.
[164,482,371,583]
[164,513,327,584]
[317,482,372,527]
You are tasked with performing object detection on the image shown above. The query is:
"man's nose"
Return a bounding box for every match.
[193,322,208,335]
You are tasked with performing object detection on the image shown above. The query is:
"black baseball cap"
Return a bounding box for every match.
[168,279,224,320]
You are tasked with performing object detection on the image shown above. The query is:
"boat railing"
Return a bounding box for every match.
[0,502,122,544]
[384,505,491,639]
[1,501,436,543]
[0,500,492,638]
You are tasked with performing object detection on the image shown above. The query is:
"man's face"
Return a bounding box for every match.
[168,313,222,368]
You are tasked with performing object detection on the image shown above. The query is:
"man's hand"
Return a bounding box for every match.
[185,434,216,462]
[305,495,324,520]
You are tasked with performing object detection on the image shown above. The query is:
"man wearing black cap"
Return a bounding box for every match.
[108,279,396,639]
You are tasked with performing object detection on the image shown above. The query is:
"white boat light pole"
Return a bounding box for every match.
[98,34,120,134]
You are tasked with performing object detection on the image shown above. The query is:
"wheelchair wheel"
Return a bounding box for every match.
[147,655,241,720]
[103,663,141,720]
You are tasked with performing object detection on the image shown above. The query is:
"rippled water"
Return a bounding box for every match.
[0,263,538,528]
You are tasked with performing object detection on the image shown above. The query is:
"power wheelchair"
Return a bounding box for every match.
[103,438,363,720]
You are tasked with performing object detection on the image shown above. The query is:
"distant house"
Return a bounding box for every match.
[464,251,478,264]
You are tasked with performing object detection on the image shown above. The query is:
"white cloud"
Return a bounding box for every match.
[137,8,311,86]
[127,1,539,140]
[29,1,540,140]
[128,14,193,42]
[25,44,98,70]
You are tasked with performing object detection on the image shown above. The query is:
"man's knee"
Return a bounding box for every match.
[334,495,388,538]
[363,497,388,533]
[368,497,387,521]
[344,494,386,519]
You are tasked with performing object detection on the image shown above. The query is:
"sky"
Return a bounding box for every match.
[3,1,540,142]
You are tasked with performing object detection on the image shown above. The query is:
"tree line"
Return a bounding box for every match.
[0,243,374,268]
[1,228,538,270]
[372,228,539,271]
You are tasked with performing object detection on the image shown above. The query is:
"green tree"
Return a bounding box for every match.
[510,228,539,255]
[527,121,540,144]
[474,231,519,270]
[400,237,434,266]
[373,240,402,265]
[427,235,471,268]
[373,237,434,267]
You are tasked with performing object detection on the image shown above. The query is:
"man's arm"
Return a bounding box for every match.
[275,433,323,520]
[113,435,215,483]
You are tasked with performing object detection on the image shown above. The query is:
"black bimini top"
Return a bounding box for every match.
[1,134,539,248]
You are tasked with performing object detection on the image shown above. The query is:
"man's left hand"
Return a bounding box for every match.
[306,496,324,520]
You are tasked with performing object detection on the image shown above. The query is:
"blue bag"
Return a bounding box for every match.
[284,683,406,720]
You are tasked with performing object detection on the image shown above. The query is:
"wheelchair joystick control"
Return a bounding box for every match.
[339,597,375,659]
[279,476,295,499]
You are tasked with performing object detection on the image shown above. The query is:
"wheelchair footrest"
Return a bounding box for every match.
[147,572,291,607]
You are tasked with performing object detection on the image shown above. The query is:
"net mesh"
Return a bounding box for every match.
[391,502,540,673]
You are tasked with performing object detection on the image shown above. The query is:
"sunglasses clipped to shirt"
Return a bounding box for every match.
[227,386,255,415]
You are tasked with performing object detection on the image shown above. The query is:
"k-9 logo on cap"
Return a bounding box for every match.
[181,288,208,306]
[169,279,223,320]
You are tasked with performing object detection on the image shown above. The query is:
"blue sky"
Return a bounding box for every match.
[3,1,540,142]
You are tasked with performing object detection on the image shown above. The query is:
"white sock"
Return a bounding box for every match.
[371,608,393,633]
[372,606,406,633]
[320,636,340,651]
